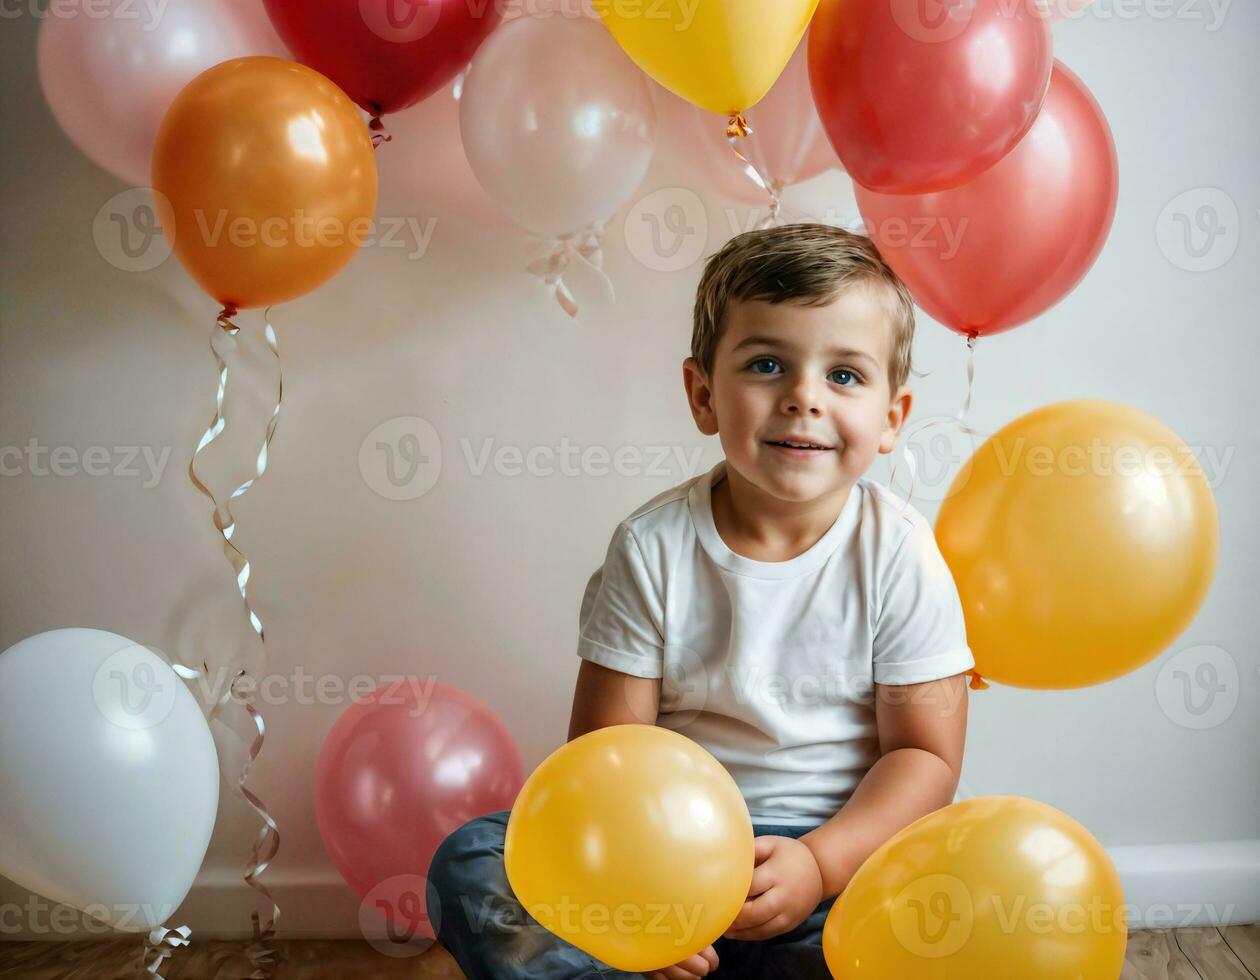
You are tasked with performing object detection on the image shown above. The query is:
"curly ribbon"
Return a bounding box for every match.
[726,112,787,228]
[526,219,614,318]
[142,924,191,978]
[368,102,392,148]
[186,305,284,973]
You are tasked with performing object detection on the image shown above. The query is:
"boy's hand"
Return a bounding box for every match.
[722,836,824,942]
[647,944,718,979]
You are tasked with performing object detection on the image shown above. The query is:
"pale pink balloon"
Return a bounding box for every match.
[652,30,839,206]
[314,681,522,937]
[459,15,656,239]
[38,0,286,186]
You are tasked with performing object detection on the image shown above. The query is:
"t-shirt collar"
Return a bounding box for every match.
[688,459,860,579]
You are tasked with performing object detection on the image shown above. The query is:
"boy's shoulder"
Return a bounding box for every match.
[616,464,713,543]
[854,475,940,562]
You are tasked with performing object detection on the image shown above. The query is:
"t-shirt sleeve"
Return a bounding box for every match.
[575,523,665,679]
[872,516,975,686]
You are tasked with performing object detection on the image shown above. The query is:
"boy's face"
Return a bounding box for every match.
[684,287,912,506]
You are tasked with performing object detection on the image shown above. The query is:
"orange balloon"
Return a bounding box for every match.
[936,400,1219,688]
[823,797,1128,980]
[152,56,377,310]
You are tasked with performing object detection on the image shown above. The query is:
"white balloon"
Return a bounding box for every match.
[0,628,219,931]
[458,15,656,239]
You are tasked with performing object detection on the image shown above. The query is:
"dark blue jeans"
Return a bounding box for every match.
[427,810,837,979]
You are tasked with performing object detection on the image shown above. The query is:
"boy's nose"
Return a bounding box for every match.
[781,379,825,416]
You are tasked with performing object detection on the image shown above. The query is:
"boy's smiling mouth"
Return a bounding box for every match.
[764,437,834,455]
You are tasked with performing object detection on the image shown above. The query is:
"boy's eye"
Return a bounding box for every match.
[748,357,781,375]
[830,368,860,386]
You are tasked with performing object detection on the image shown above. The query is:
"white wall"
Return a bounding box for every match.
[2,1,1257,940]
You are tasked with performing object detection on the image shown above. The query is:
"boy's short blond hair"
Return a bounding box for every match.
[691,224,916,393]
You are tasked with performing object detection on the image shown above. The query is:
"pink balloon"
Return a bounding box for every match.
[37,0,286,186]
[652,30,839,206]
[809,0,1053,194]
[856,61,1119,338]
[459,15,656,239]
[314,681,522,936]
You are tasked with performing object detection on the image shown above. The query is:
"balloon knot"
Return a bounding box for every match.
[369,114,392,149]
[726,112,753,139]
[967,670,990,691]
[217,304,239,332]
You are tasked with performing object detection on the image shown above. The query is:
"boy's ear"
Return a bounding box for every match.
[683,357,719,437]
[878,384,913,454]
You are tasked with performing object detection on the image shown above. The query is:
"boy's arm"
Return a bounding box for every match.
[799,673,969,898]
[567,659,661,742]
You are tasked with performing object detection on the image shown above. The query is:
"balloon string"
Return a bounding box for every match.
[725,112,785,228]
[186,305,284,970]
[525,219,614,318]
[890,332,985,512]
[887,333,990,694]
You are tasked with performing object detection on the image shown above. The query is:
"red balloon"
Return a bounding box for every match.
[262,0,501,116]
[856,61,1119,338]
[314,680,522,936]
[809,0,1053,194]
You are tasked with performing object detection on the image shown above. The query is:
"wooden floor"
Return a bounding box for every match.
[1,925,1257,978]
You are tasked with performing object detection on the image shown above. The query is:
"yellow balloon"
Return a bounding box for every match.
[504,724,753,972]
[936,400,1218,689]
[823,797,1128,980]
[595,0,820,115]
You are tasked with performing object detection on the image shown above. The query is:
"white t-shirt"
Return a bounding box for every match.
[576,458,974,827]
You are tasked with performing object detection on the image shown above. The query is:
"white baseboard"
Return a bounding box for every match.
[3,841,1257,941]
[1108,839,1260,928]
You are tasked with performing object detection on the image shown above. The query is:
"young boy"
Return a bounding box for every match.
[428,224,973,979]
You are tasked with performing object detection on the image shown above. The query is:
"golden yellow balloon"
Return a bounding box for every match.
[152,56,378,310]
[595,0,820,116]
[936,400,1218,689]
[823,797,1128,980]
[504,724,753,973]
